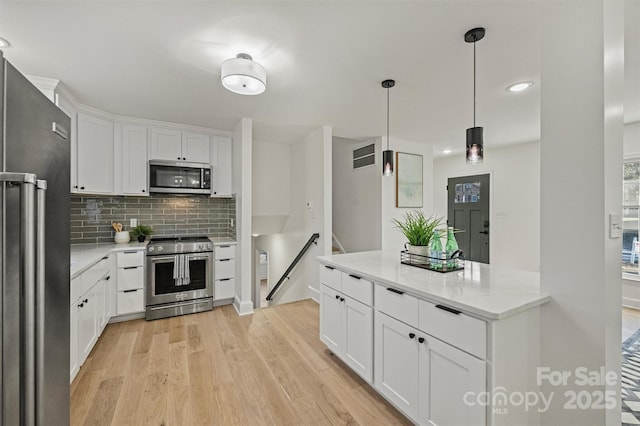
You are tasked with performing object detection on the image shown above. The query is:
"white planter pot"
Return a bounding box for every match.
[114,231,130,244]
[406,244,430,264]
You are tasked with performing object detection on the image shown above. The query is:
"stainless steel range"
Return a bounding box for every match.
[145,236,214,320]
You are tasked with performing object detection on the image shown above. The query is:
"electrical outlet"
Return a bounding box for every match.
[130,218,137,227]
[230,218,234,228]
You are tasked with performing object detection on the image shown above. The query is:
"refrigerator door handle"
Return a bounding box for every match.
[0,172,38,426]
[35,179,47,426]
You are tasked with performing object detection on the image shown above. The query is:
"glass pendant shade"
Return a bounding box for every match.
[221,54,267,95]
[383,149,394,176]
[466,126,484,164]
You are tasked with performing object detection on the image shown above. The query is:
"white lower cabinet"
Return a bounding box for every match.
[320,281,373,383]
[420,336,486,426]
[214,244,236,302]
[116,250,145,315]
[374,302,487,426]
[374,311,420,421]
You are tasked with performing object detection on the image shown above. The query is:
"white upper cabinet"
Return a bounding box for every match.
[150,128,211,162]
[121,124,149,195]
[75,113,114,194]
[211,135,232,196]
[182,132,211,161]
[149,128,182,161]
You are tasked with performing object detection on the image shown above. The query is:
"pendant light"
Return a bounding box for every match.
[465,27,485,164]
[382,79,395,176]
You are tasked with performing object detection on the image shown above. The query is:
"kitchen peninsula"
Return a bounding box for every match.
[317,250,549,426]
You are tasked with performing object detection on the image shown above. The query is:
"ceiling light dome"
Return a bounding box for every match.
[221,53,266,95]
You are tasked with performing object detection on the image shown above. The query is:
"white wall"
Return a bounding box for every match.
[381,137,434,252]
[254,126,332,305]
[433,141,540,272]
[232,118,253,316]
[252,140,291,216]
[538,2,623,424]
[332,137,381,252]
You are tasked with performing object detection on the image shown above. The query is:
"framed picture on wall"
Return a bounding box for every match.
[396,152,423,208]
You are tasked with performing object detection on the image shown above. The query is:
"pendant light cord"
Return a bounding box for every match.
[473,39,476,128]
[386,86,390,150]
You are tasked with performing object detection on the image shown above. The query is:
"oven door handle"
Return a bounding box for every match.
[186,253,213,261]
[147,255,179,263]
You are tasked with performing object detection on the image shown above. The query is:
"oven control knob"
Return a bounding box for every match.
[207,243,212,250]
[148,246,154,253]
[157,246,164,252]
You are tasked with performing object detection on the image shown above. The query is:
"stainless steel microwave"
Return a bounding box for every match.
[149,160,211,195]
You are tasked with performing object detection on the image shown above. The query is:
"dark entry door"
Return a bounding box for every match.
[447,174,490,264]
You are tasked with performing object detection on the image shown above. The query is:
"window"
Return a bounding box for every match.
[623,159,640,277]
[353,143,375,170]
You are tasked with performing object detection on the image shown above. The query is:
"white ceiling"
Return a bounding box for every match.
[0,1,638,157]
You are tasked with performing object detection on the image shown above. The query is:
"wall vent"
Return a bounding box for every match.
[353,143,375,170]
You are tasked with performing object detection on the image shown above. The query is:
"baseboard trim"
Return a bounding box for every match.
[623,297,640,310]
[233,297,254,316]
[108,312,145,323]
[307,285,319,303]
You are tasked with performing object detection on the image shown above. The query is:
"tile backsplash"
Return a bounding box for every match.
[71,194,236,244]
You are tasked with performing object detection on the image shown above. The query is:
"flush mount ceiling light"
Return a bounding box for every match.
[506,81,534,93]
[381,79,396,176]
[221,53,266,95]
[465,27,486,164]
[0,37,11,48]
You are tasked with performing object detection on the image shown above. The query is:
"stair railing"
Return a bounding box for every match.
[266,233,320,301]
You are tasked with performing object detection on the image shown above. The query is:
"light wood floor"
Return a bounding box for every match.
[70,300,411,426]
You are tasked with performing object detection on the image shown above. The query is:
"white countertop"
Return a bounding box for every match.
[317,251,549,320]
[71,237,236,279]
[71,241,148,279]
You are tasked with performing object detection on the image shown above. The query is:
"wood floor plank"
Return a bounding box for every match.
[71,300,409,426]
[82,376,123,426]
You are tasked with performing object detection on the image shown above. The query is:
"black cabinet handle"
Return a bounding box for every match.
[418,337,425,344]
[101,256,109,260]
[348,274,361,280]
[80,186,85,190]
[218,259,230,262]
[219,245,230,248]
[177,157,181,160]
[218,278,231,282]
[340,297,345,302]
[409,333,415,339]
[78,302,84,308]
[123,251,137,254]
[386,287,404,295]
[142,189,146,193]
[435,304,462,315]
[123,266,138,270]
[83,298,88,304]
[335,295,340,300]
[123,289,138,293]
[74,185,78,189]
[104,276,111,281]
[324,265,335,270]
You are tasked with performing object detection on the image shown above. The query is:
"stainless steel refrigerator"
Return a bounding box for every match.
[0,51,70,425]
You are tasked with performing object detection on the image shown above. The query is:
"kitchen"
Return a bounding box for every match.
[0,1,635,425]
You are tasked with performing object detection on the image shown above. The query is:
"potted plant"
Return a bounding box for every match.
[391,211,442,260]
[129,225,153,242]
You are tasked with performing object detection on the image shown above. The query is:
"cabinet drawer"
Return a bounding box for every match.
[117,250,144,268]
[214,278,235,300]
[214,259,235,280]
[374,285,419,328]
[117,266,144,291]
[341,272,373,306]
[214,245,236,260]
[319,264,341,292]
[71,256,110,302]
[419,300,487,359]
[117,289,144,315]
